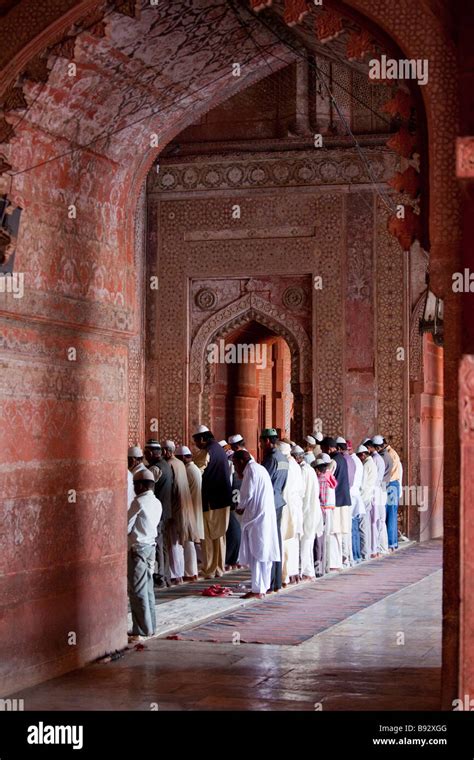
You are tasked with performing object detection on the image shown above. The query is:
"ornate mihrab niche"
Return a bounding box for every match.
[147,146,406,453]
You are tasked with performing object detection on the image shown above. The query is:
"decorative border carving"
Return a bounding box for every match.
[150,148,400,195]
[189,291,311,387]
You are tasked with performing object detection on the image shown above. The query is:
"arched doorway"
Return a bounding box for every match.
[0,0,463,705]
[207,320,294,458]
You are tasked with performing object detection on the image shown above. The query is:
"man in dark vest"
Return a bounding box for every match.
[144,439,173,588]
[260,428,288,593]
[192,428,232,579]
[321,436,351,568]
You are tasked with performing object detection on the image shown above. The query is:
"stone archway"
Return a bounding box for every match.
[0,0,463,701]
[188,291,312,442]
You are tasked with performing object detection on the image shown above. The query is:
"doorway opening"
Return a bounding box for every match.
[208,320,294,458]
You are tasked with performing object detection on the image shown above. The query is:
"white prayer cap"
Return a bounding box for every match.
[278,442,291,456]
[319,453,331,464]
[372,435,384,445]
[356,445,369,454]
[362,437,371,444]
[194,424,209,435]
[314,432,323,442]
[176,445,192,456]
[304,435,316,445]
[162,440,175,451]
[336,436,346,444]
[304,452,315,464]
[315,457,327,466]
[218,440,228,447]
[128,445,143,458]
[133,467,154,482]
[132,462,147,474]
[291,445,304,455]
[228,434,243,444]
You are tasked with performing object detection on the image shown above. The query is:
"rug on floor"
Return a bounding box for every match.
[169,540,442,645]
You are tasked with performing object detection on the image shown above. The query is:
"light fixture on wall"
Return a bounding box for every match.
[419,286,444,347]
[0,195,22,274]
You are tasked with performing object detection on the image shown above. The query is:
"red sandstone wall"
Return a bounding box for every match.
[0,0,295,694]
[0,126,133,695]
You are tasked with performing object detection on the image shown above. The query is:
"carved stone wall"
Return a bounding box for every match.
[147,146,408,452]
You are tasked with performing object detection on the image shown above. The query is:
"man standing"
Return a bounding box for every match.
[127,445,144,507]
[176,445,205,577]
[347,439,366,562]
[162,440,199,583]
[260,428,289,592]
[366,438,386,558]
[192,428,233,579]
[321,437,351,569]
[279,441,304,586]
[336,436,355,566]
[234,450,280,599]
[371,436,392,555]
[383,437,402,551]
[356,445,378,558]
[144,440,172,588]
[192,424,211,471]
[292,445,323,581]
[315,453,337,575]
[127,468,162,640]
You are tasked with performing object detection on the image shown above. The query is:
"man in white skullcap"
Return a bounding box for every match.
[292,445,323,581]
[234,450,280,598]
[162,440,199,582]
[366,437,388,557]
[357,445,378,558]
[279,442,304,586]
[192,428,233,578]
[225,434,248,569]
[312,431,324,459]
[192,425,211,471]
[315,453,337,575]
[128,468,162,640]
[336,436,355,566]
[347,439,366,562]
[228,433,245,452]
[373,435,391,555]
[176,446,205,578]
[128,446,144,507]
[143,439,173,588]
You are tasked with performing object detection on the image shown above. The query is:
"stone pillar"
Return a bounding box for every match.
[459,356,474,699]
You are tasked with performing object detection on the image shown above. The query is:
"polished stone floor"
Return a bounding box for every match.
[14,568,442,711]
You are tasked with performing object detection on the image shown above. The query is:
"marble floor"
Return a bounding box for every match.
[13,568,442,711]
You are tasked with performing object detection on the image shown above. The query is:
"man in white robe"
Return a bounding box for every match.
[347,439,366,562]
[366,438,388,557]
[357,445,377,557]
[162,440,199,582]
[292,446,323,580]
[278,442,304,586]
[234,450,280,599]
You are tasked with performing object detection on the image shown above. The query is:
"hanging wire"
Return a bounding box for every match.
[227,0,399,215]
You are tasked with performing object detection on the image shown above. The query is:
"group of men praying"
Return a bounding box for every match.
[126,426,403,640]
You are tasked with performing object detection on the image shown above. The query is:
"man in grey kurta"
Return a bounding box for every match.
[260,428,289,593]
